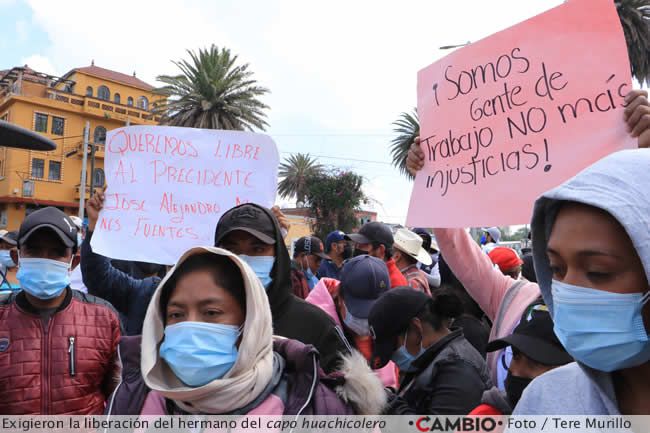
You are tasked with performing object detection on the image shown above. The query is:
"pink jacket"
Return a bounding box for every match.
[433,228,541,385]
[306,278,398,388]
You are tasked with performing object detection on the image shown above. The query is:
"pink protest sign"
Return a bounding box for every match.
[407,0,635,228]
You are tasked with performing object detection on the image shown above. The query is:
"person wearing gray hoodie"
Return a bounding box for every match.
[514,148,650,415]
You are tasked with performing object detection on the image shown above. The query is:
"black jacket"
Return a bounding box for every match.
[81,231,160,335]
[386,329,492,415]
[216,204,349,373]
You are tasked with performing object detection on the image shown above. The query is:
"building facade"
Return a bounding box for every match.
[0,64,162,229]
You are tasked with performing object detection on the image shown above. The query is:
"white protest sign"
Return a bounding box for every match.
[90,125,279,265]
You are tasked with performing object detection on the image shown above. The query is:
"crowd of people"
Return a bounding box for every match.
[0,89,649,417]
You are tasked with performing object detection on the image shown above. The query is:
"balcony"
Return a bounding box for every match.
[74,143,105,159]
[74,184,90,201]
[45,89,162,124]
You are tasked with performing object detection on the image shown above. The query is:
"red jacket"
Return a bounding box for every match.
[385,258,408,288]
[0,289,121,414]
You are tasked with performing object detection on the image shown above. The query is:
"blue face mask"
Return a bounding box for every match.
[479,235,487,245]
[159,321,242,387]
[391,329,425,372]
[343,309,370,336]
[0,250,15,268]
[239,255,274,289]
[552,280,650,372]
[17,257,71,300]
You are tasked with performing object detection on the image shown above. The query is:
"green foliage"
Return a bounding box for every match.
[154,45,269,130]
[389,109,419,180]
[617,0,650,85]
[277,153,323,205]
[304,169,368,240]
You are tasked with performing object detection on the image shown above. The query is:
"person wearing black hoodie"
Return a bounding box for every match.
[215,203,349,373]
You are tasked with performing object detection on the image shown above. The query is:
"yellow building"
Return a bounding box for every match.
[0,63,162,229]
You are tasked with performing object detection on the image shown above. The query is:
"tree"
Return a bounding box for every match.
[304,169,368,240]
[389,109,419,180]
[154,45,270,130]
[617,0,650,85]
[277,153,323,206]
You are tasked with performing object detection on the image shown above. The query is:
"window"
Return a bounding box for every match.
[0,210,7,228]
[114,93,121,104]
[127,96,134,106]
[34,113,48,132]
[98,85,110,101]
[1,113,8,121]
[93,168,105,187]
[94,126,107,145]
[22,181,34,198]
[86,86,93,97]
[64,84,74,93]
[51,116,65,136]
[137,96,149,110]
[31,158,44,178]
[48,161,61,181]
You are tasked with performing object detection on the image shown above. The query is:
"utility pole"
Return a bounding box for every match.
[89,138,96,199]
[78,121,90,219]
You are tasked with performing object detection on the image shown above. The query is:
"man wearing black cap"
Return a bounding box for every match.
[369,288,491,415]
[346,221,408,288]
[0,207,121,414]
[469,303,573,415]
[215,203,348,373]
[292,236,328,293]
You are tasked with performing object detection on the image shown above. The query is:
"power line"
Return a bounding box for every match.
[280,151,392,165]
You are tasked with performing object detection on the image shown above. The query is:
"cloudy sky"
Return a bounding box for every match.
[1,0,564,223]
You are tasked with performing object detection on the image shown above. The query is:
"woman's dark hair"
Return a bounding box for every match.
[159,253,246,319]
[416,288,464,331]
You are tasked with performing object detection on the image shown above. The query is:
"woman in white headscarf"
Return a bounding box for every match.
[138,246,386,415]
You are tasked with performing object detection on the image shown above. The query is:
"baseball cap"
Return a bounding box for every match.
[345,222,394,247]
[69,215,84,231]
[486,304,573,366]
[18,207,78,250]
[369,288,430,369]
[294,236,329,259]
[394,228,433,266]
[214,204,277,245]
[481,227,502,243]
[0,231,18,247]
[340,255,390,319]
[488,247,523,272]
[325,230,346,252]
[413,228,439,253]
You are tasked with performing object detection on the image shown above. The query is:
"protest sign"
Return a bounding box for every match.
[406,0,635,228]
[90,125,279,265]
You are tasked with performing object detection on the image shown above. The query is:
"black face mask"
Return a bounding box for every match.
[342,243,353,260]
[504,373,533,407]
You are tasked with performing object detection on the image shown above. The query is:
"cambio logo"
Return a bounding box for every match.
[409,416,501,432]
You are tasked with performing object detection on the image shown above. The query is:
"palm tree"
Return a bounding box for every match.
[617,0,650,85]
[389,109,420,180]
[278,153,323,206]
[154,45,269,130]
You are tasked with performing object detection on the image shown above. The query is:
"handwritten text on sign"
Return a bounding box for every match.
[406,0,635,228]
[91,126,279,264]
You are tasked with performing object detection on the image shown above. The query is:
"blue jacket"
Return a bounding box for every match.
[81,231,160,335]
[317,259,343,280]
